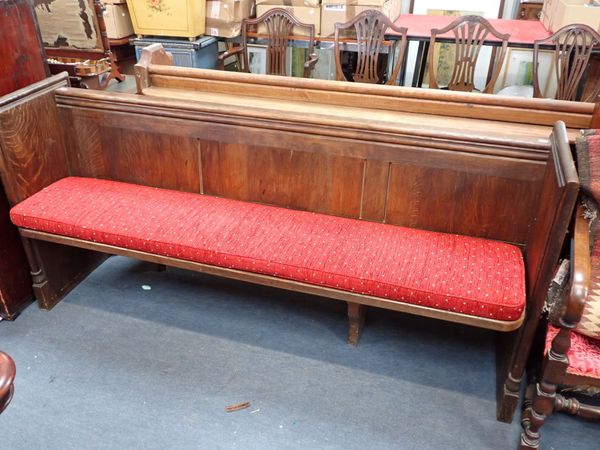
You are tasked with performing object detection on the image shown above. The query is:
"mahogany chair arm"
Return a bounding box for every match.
[218,46,245,71]
[562,204,591,329]
[304,52,319,72]
[0,351,16,414]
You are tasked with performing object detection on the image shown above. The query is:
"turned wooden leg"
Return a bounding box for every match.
[555,394,600,420]
[520,326,572,449]
[347,302,366,346]
[20,237,53,309]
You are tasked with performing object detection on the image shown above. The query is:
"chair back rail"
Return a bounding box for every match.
[533,24,600,102]
[334,10,407,85]
[427,15,510,94]
[240,8,316,78]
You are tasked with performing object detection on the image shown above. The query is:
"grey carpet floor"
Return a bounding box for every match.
[0,256,598,449]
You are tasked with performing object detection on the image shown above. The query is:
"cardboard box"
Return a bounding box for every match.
[256,0,320,9]
[541,0,600,32]
[104,4,135,39]
[320,0,402,37]
[126,0,206,38]
[255,4,320,35]
[206,0,255,37]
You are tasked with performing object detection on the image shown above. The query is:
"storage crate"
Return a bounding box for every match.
[126,0,206,38]
[131,36,219,69]
[541,0,600,32]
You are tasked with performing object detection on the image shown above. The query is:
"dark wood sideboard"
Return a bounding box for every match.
[0,0,107,318]
[0,0,48,319]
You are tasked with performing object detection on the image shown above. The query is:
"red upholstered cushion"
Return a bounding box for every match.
[10,177,526,321]
[547,325,600,380]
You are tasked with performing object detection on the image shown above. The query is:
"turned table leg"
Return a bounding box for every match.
[347,302,366,346]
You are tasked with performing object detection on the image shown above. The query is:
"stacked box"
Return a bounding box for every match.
[320,0,402,37]
[104,3,135,39]
[126,0,206,38]
[131,36,219,69]
[541,0,600,32]
[206,0,256,37]
[255,0,321,36]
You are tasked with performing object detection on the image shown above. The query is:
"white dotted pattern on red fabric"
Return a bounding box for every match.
[10,177,526,321]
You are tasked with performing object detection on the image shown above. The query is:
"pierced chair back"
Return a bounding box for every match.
[333,10,407,85]
[239,8,317,78]
[427,15,509,94]
[533,24,600,102]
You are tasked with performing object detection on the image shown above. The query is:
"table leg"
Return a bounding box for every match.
[412,40,429,88]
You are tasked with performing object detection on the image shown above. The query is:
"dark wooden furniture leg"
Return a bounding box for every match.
[347,302,366,346]
[0,351,16,414]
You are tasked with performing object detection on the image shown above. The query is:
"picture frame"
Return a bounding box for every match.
[494,48,557,97]
[409,0,505,18]
[35,0,103,52]
[247,44,268,75]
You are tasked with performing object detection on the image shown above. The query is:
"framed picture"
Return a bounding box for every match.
[35,0,103,51]
[247,44,267,75]
[402,5,498,88]
[410,0,505,18]
[493,48,557,97]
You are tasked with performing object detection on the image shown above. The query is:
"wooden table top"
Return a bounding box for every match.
[388,14,552,45]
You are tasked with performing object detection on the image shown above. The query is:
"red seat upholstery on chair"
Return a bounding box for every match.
[10,177,526,321]
[547,325,600,380]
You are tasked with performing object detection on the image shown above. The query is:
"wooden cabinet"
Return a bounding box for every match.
[517,0,543,20]
[0,0,50,319]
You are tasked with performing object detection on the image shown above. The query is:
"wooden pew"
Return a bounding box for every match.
[0,64,583,424]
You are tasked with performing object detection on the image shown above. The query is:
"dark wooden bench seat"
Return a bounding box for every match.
[11,177,526,330]
[0,70,582,423]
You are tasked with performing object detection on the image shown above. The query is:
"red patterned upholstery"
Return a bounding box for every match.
[547,325,600,380]
[10,177,526,321]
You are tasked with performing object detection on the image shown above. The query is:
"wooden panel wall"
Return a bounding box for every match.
[59,103,545,246]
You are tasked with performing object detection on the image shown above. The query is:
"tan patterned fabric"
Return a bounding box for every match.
[578,278,600,340]
[575,130,600,340]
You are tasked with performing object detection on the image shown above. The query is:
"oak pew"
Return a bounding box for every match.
[134,44,599,144]
[0,71,579,424]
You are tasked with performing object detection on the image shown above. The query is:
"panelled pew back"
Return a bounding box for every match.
[0,63,588,423]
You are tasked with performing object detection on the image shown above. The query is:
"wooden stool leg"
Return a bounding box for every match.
[555,394,600,420]
[347,302,366,346]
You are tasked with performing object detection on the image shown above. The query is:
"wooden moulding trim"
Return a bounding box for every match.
[563,371,600,388]
[144,64,594,115]
[54,88,552,157]
[147,75,592,129]
[19,228,526,332]
[0,72,68,112]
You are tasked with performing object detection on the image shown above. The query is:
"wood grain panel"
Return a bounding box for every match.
[360,160,389,222]
[0,90,69,204]
[201,141,364,217]
[385,163,542,243]
[102,127,200,192]
[73,125,201,193]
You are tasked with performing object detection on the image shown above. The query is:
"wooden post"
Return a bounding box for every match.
[592,96,600,129]
[347,302,366,346]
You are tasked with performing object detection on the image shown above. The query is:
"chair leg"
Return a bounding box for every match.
[20,237,53,308]
[519,381,556,450]
[555,394,600,420]
[347,302,366,346]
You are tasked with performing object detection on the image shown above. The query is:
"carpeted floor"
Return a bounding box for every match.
[0,256,598,449]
